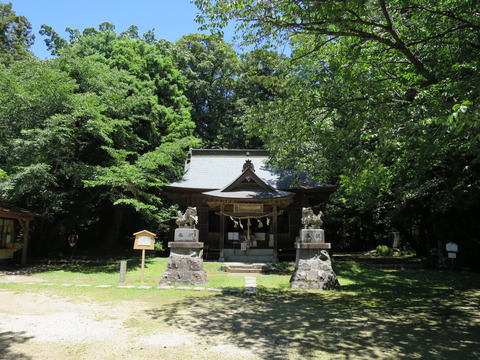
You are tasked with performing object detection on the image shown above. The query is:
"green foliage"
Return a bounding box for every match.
[153,241,164,252]
[174,33,246,148]
[195,0,480,262]
[1,18,289,250]
[0,25,200,248]
[0,2,34,64]
[39,25,68,56]
[376,245,393,257]
[3,1,478,265]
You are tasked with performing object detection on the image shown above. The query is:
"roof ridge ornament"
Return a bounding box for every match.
[242,159,255,172]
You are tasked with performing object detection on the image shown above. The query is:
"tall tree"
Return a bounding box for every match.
[0,2,34,64]
[174,33,247,148]
[0,27,199,249]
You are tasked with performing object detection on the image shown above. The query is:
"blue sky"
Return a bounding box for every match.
[9,0,228,59]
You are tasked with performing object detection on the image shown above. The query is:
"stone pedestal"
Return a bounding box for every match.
[159,229,207,285]
[290,241,340,290]
[174,228,199,242]
[299,229,325,243]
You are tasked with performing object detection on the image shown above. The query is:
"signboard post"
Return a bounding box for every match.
[119,260,127,283]
[133,230,156,282]
[446,242,458,270]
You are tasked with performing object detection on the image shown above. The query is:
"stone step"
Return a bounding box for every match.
[224,249,274,256]
[226,267,264,274]
[221,262,268,273]
[224,255,276,262]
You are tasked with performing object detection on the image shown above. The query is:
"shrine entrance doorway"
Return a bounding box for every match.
[222,211,276,262]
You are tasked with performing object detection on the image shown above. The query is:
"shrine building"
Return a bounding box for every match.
[163,149,336,262]
[0,202,38,265]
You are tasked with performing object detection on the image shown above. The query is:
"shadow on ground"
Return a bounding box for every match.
[143,264,480,360]
[0,256,155,275]
[0,331,33,360]
[144,290,480,359]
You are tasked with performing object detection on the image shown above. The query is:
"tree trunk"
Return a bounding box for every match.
[105,205,125,247]
[416,212,430,257]
[396,220,429,257]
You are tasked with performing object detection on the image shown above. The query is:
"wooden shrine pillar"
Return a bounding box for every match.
[219,205,225,261]
[273,205,278,259]
[20,218,31,266]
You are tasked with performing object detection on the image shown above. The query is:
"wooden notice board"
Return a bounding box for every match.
[133,230,156,283]
[133,230,156,250]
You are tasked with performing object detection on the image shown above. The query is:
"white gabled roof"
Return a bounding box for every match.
[166,149,272,190]
[164,149,335,192]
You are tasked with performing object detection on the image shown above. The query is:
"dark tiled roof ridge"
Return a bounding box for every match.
[190,149,268,156]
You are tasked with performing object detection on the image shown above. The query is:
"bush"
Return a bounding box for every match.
[154,241,164,252]
[376,245,393,256]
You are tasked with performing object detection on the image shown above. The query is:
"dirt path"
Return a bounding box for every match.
[0,287,260,360]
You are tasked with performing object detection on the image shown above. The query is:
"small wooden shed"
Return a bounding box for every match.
[0,203,38,265]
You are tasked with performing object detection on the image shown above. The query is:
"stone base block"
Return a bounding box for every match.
[300,229,325,243]
[290,249,340,290]
[295,242,331,250]
[159,253,207,286]
[168,242,204,258]
[174,228,199,242]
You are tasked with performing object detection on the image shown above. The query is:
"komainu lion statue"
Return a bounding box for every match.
[301,207,323,229]
[176,207,198,228]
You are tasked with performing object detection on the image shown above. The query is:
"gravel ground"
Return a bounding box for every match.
[4,271,478,360]
[0,275,262,360]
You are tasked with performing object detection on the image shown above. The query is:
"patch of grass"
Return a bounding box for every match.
[27,257,165,285]
[332,260,480,308]
[6,257,249,293]
[257,274,291,289]
[202,261,225,274]
[208,274,246,288]
[4,257,480,308]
